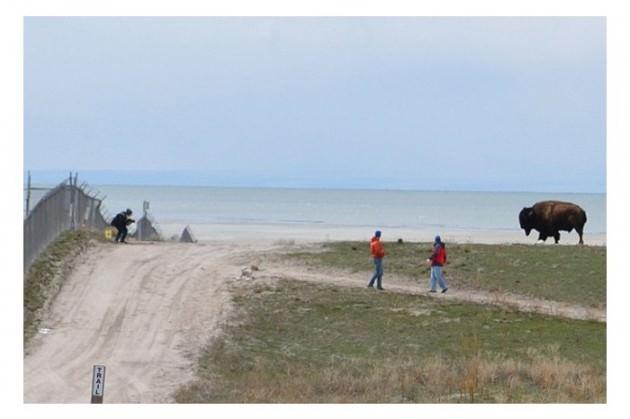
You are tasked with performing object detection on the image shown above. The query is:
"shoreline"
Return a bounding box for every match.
[155,222,607,247]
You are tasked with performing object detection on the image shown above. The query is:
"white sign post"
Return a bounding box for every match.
[91,365,106,403]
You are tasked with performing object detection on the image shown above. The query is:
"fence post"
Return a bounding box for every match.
[69,172,76,230]
[25,171,31,217]
[139,201,150,241]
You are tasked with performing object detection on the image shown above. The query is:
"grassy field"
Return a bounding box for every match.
[286,241,606,307]
[175,280,606,403]
[23,230,100,344]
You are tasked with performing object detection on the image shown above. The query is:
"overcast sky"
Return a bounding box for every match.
[24,17,606,192]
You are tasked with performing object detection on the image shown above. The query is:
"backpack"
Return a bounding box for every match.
[111,213,125,227]
[434,245,447,265]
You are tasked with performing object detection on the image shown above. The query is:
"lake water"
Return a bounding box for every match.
[27,185,605,243]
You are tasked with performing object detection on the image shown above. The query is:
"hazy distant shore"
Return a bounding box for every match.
[157,222,606,246]
[28,185,607,246]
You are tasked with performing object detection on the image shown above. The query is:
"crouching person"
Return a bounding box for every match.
[111,208,135,243]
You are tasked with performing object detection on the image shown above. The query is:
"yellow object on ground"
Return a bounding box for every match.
[104,228,114,240]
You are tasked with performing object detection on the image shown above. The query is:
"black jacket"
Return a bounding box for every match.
[111,212,133,228]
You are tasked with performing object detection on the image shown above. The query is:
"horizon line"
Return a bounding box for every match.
[24,181,606,196]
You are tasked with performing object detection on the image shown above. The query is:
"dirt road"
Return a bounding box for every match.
[259,262,606,322]
[24,240,604,403]
[24,241,245,403]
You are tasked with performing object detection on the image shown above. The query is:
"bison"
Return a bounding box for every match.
[518,201,587,244]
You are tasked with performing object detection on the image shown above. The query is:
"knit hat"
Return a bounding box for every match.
[434,235,441,244]
[375,230,382,237]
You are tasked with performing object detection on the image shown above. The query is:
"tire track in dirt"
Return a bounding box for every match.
[24,242,244,403]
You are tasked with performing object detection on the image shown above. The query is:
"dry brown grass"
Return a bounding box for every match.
[177,348,605,403]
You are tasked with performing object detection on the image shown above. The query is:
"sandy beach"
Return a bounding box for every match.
[159,222,607,247]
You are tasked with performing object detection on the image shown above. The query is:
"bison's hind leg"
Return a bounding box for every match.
[576,226,585,245]
[554,232,560,243]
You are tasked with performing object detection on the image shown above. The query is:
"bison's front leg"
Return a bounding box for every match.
[538,232,547,242]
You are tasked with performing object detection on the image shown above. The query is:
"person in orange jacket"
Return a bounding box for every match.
[367,230,386,290]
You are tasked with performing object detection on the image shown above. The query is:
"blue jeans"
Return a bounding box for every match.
[430,265,448,291]
[368,258,383,288]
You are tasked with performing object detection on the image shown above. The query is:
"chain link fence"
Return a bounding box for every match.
[23,174,162,270]
[132,213,163,241]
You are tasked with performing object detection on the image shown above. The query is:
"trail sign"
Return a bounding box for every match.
[91,365,106,403]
